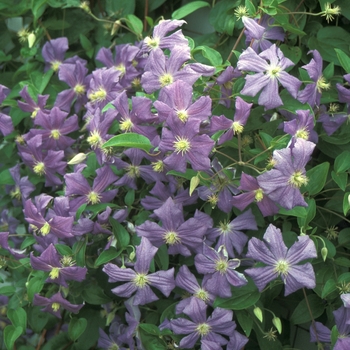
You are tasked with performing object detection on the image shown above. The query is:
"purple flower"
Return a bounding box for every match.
[136,198,207,256]
[30,244,87,287]
[166,298,236,348]
[237,44,302,110]
[245,224,317,295]
[0,111,13,136]
[231,172,279,217]
[317,104,347,136]
[17,86,49,119]
[33,292,83,318]
[337,73,350,103]
[8,164,35,205]
[159,118,214,173]
[0,232,26,259]
[64,165,118,213]
[210,96,253,144]
[153,80,212,125]
[195,244,248,298]
[257,138,315,210]
[103,237,175,305]
[243,15,285,53]
[41,37,69,71]
[206,209,257,257]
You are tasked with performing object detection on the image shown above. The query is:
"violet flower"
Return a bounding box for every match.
[167,298,236,349]
[0,111,13,136]
[8,164,35,205]
[337,73,350,103]
[103,237,175,305]
[195,244,248,298]
[42,37,69,72]
[30,244,87,287]
[0,232,26,259]
[159,117,214,173]
[33,292,83,318]
[317,104,347,136]
[257,138,315,210]
[242,15,285,53]
[298,50,330,107]
[231,172,279,217]
[210,96,253,144]
[237,44,302,110]
[136,198,207,256]
[205,209,258,257]
[245,224,317,296]
[17,86,50,119]
[64,165,118,213]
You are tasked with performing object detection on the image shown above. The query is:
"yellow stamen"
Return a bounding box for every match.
[173,136,191,155]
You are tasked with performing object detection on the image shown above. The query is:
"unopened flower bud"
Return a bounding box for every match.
[253,307,263,323]
[28,33,36,48]
[129,251,136,261]
[189,175,200,196]
[272,316,282,334]
[68,153,87,165]
[321,247,328,262]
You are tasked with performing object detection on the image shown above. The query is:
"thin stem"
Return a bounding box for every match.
[226,27,245,62]
[144,0,149,31]
[317,206,350,224]
[302,288,320,344]
[237,133,242,163]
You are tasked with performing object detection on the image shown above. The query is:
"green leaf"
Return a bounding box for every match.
[343,192,350,216]
[73,239,87,267]
[154,244,169,270]
[79,34,94,59]
[192,45,222,66]
[81,285,111,305]
[213,279,260,310]
[279,44,302,65]
[331,171,347,191]
[139,323,161,336]
[110,217,130,249]
[290,294,325,324]
[172,1,210,19]
[27,276,45,302]
[7,308,26,334]
[27,306,49,333]
[279,206,307,218]
[297,198,316,229]
[209,0,239,35]
[304,162,329,196]
[0,169,15,185]
[105,0,135,17]
[235,310,253,336]
[334,151,350,173]
[94,247,122,267]
[125,189,135,206]
[0,286,16,296]
[54,244,73,256]
[102,133,153,152]
[139,327,167,350]
[321,279,337,298]
[101,102,115,113]
[68,318,87,341]
[125,14,143,36]
[335,48,350,73]
[334,257,350,267]
[4,325,23,350]
[31,0,47,22]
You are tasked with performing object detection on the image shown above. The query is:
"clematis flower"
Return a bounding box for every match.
[317,104,347,136]
[159,117,214,173]
[231,172,279,217]
[166,298,237,349]
[0,111,13,136]
[42,37,69,72]
[337,73,350,103]
[257,138,315,210]
[237,44,302,110]
[195,244,248,298]
[242,15,285,53]
[64,165,118,213]
[33,292,83,318]
[30,244,87,287]
[103,237,175,305]
[0,232,26,259]
[205,209,257,257]
[136,198,207,256]
[245,224,317,296]
[17,86,50,119]
[298,50,330,107]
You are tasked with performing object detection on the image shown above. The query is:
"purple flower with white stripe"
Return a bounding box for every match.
[245,224,317,295]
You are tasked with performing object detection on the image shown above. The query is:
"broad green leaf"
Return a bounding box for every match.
[192,45,222,66]
[7,308,26,334]
[102,133,153,152]
[297,198,316,229]
[27,276,45,302]
[110,217,130,249]
[27,306,49,333]
[334,151,350,173]
[321,279,337,298]
[73,239,87,267]
[105,0,135,17]
[209,0,239,35]
[101,102,115,113]
[235,310,253,336]
[54,244,73,256]
[0,286,16,296]
[172,1,210,20]
[94,247,122,267]
[334,257,350,267]
[280,44,302,65]
[125,189,135,206]
[125,14,143,36]
[82,285,111,305]
[155,244,169,270]
[4,325,23,350]
[331,171,347,191]
[139,323,161,336]
[0,169,15,185]
[31,0,47,22]
[68,318,87,341]
[279,206,307,218]
[343,192,350,216]
[290,294,325,324]
[80,34,94,58]
[304,162,329,196]
[213,279,260,310]
[339,228,350,249]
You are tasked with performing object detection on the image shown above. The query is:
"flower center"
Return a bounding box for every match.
[33,162,45,175]
[40,222,51,236]
[215,259,228,274]
[126,165,140,178]
[115,64,126,75]
[52,302,60,312]
[196,323,211,336]
[50,129,61,140]
[152,160,164,172]
[232,121,244,134]
[108,344,120,350]
[288,171,308,188]
[207,194,218,208]
[49,267,60,279]
[316,75,330,93]
[267,65,281,78]
[176,110,188,123]
[173,136,191,155]
[163,231,181,245]
[10,186,21,200]
[31,107,40,119]
[274,260,289,276]
[88,88,107,103]
[254,188,264,202]
[133,273,149,288]
[60,256,75,267]
[74,84,86,95]
[87,191,101,205]
[159,73,173,87]
[219,221,231,234]
[295,128,309,140]
[194,288,209,302]
[51,61,61,72]
[132,78,141,88]
[87,130,102,148]
[144,36,160,49]
[120,118,133,132]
